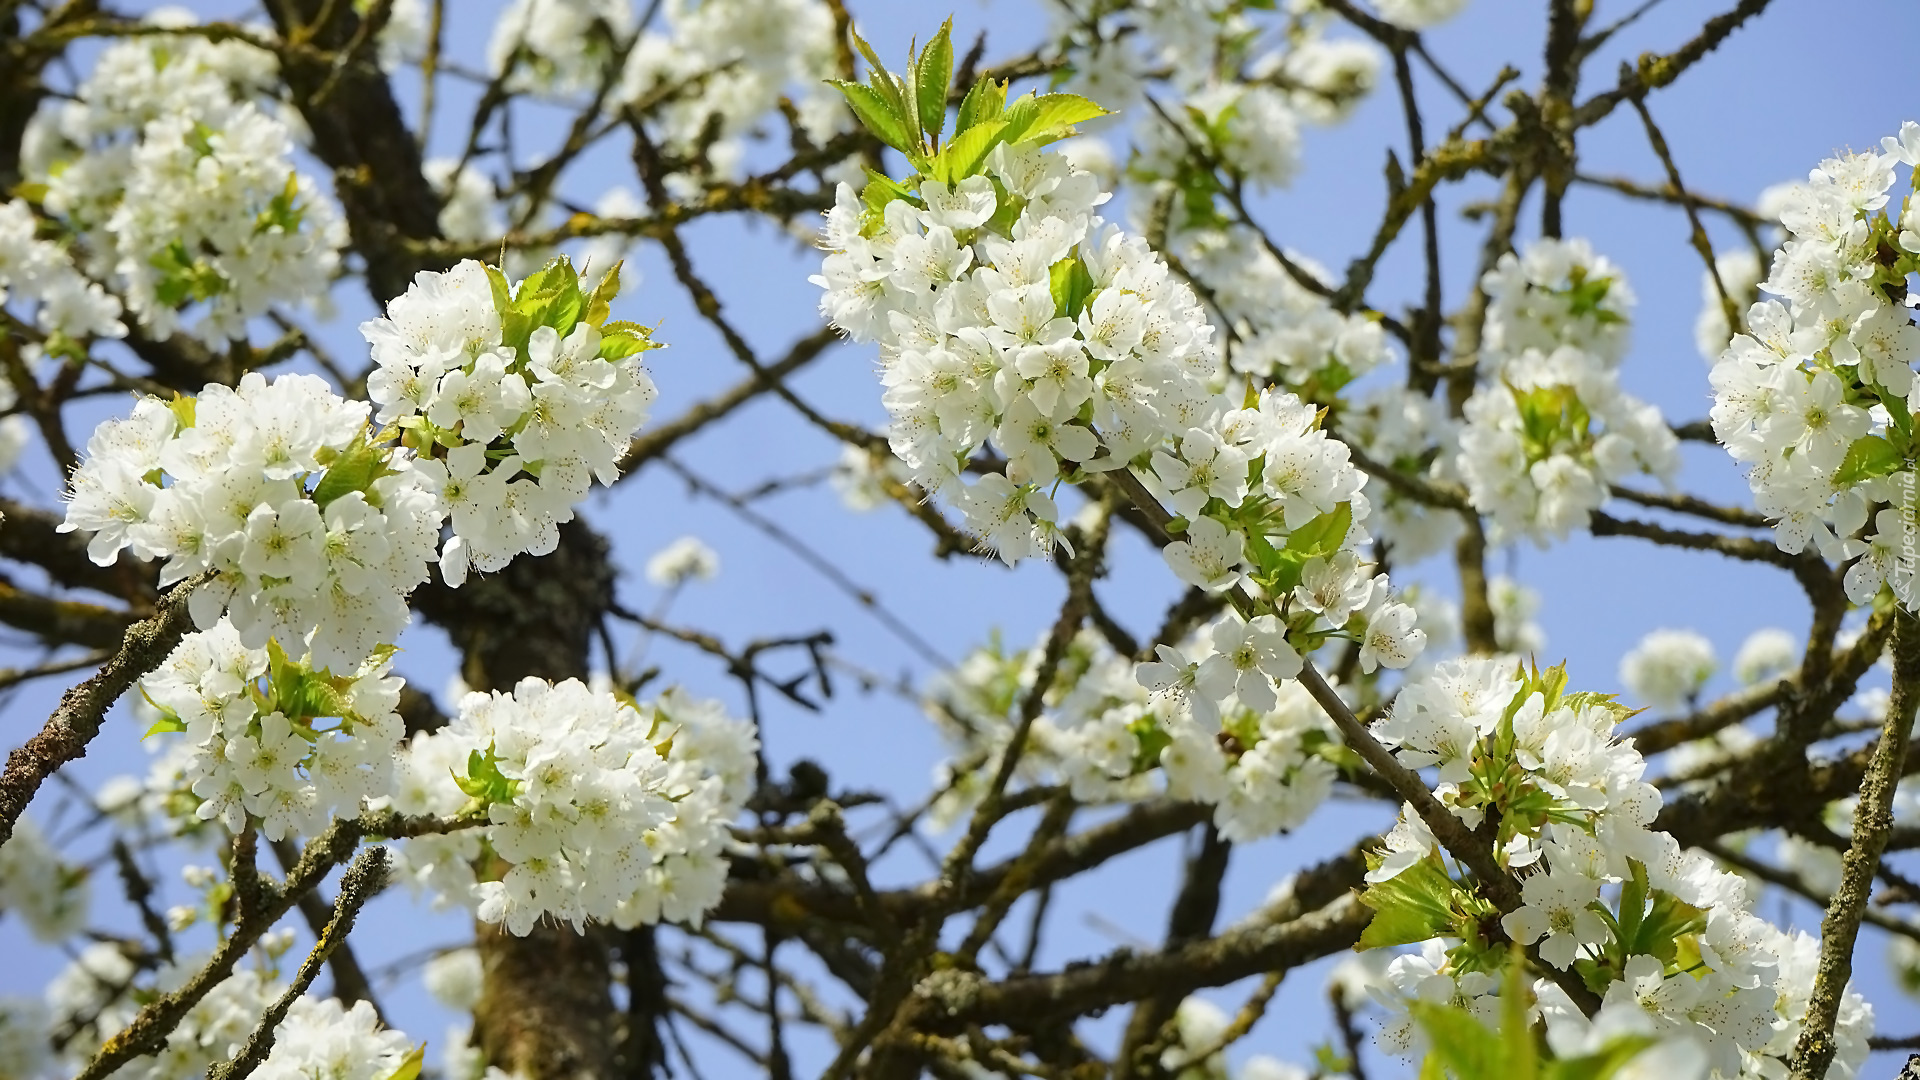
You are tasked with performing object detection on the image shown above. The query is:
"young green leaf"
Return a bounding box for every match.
[1049,256,1094,320]
[311,429,396,510]
[1285,502,1354,559]
[914,18,954,145]
[142,713,188,739]
[1357,853,1460,949]
[848,27,917,145]
[166,392,196,430]
[584,260,623,327]
[379,1045,426,1080]
[1540,1037,1657,1080]
[1498,948,1538,1080]
[861,168,918,216]
[831,80,914,154]
[936,118,1009,182]
[955,76,1007,136]
[1833,433,1905,486]
[512,256,574,305]
[1410,1002,1506,1080]
[1001,92,1110,146]
[484,262,515,314]
[598,320,661,361]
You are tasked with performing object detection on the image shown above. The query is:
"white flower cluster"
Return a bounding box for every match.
[46,940,418,1080]
[361,259,659,585]
[1372,0,1471,31]
[1451,238,1678,544]
[60,257,660,664]
[253,998,416,1080]
[24,10,345,342]
[1181,227,1396,401]
[817,144,1194,555]
[59,952,276,1080]
[646,535,721,586]
[1619,628,1717,712]
[618,0,847,193]
[59,372,443,673]
[927,626,1341,844]
[1732,626,1798,687]
[1489,574,1547,655]
[1695,249,1766,363]
[392,680,756,935]
[1482,238,1637,366]
[1363,657,1874,1078]
[1050,0,1384,141]
[0,815,90,943]
[1710,122,1920,606]
[138,618,404,840]
[1341,382,1464,562]
[1160,997,1313,1080]
[0,996,49,1080]
[817,145,1423,674]
[1135,82,1303,192]
[0,199,126,347]
[489,0,634,95]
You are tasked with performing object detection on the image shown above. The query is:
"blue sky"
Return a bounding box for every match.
[2,0,1916,1075]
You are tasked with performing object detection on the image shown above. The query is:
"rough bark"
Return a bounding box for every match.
[415,521,632,1080]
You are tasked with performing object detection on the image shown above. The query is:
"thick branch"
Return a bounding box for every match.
[0,573,205,848]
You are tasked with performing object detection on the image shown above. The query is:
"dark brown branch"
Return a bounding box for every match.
[205,848,391,1080]
[0,573,207,848]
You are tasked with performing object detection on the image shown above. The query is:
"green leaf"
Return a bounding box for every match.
[1126,712,1173,774]
[514,256,586,333]
[935,118,1009,182]
[831,80,914,154]
[537,285,585,332]
[1630,889,1707,964]
[861,167,918,219]
[1410,1002,1505,1080]
[1542,1037,1657,1080]
[1285,502,1353,559]
[1357,852,1460,949]
[268,639,356,712]
[1514,383,1589,454]
[1560,267,1623,324]
[954,76,1006,136]
[379,1044,425,1080]
[167,392,197,430]
[185,120,217,158]
[512,255,573,304]
[254,171,306,235]
[1049,256,1094,319]
[484,262,514,314]
[453,743,519,804]
[584,260,622,327]
[848,27,908,121]
[998,93,1041,145]
[914,18,953,145]
[1498,947,1538,1080]
[143,714,187,739]
[311,428,395,510]
[1613,859,1648,961]
[1833,433,1905,486]
[1000,92,1110,146]
[598,320,661,360]
[149,241,227,307]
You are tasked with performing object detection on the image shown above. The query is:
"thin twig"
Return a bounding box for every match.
[206,848,391,1080]
[1789,610,1920,1078]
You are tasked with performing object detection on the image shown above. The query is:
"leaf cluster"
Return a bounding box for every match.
[830,20,1108,189]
